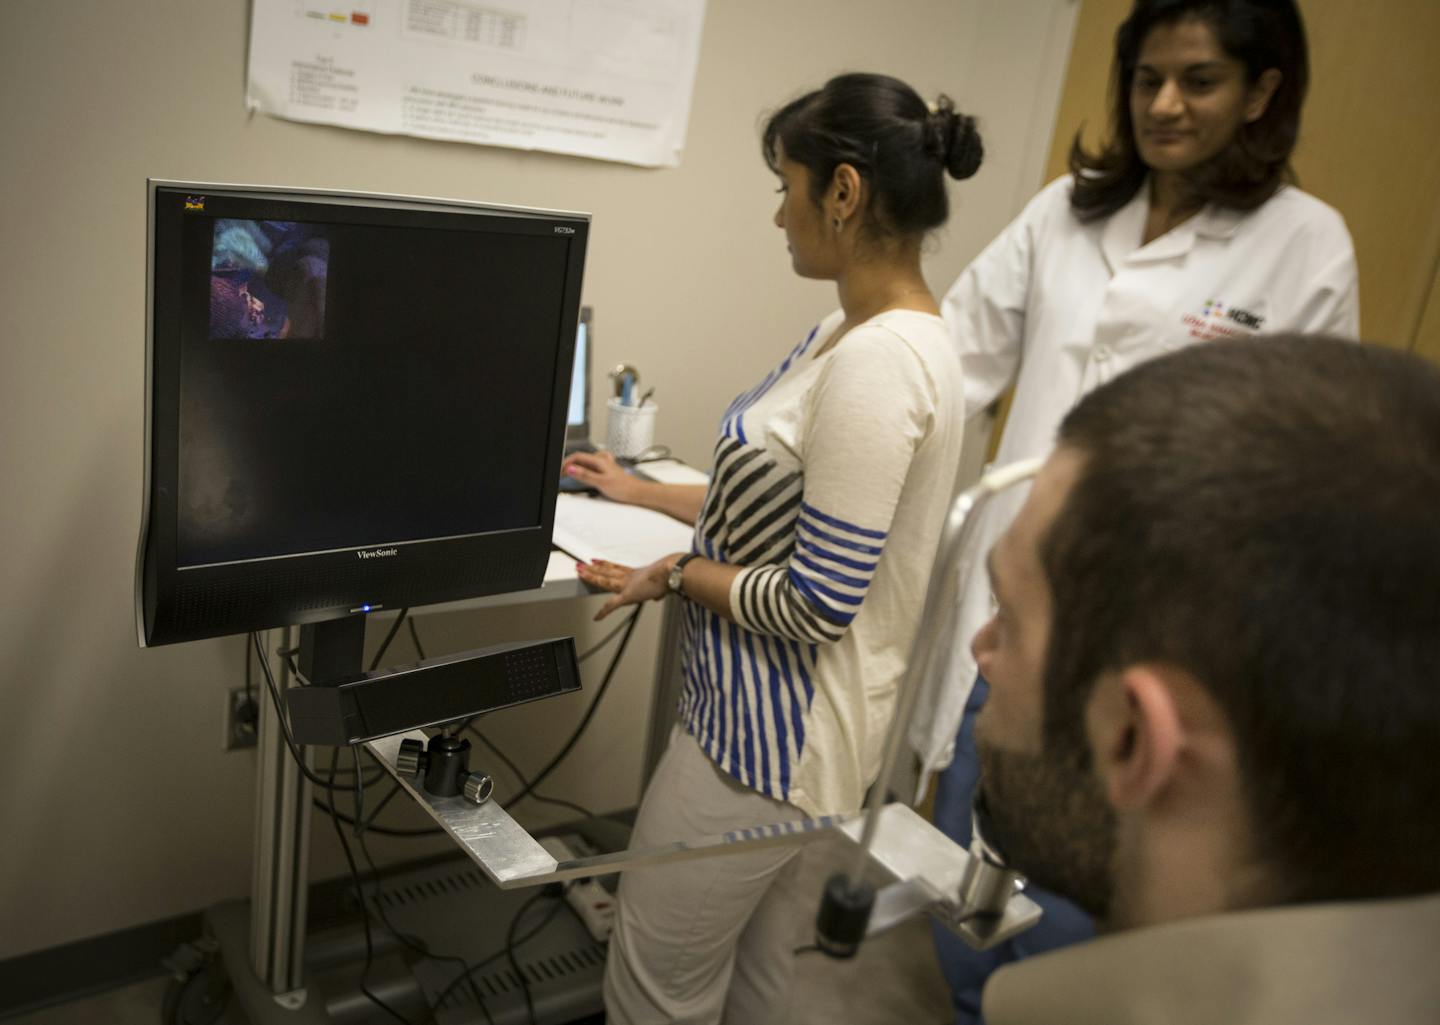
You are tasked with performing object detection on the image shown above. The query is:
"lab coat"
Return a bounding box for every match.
[909,175,1359,789]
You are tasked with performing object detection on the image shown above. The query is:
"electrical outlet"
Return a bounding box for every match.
[225,687,259,751]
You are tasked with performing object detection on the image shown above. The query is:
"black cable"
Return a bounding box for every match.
[364,779,405,828]
[325,750,416,1025]
[252,633,371,794]
[353,806,495,1024]
[370,608,411,672]
[468,728,599,822]
[505,894,540,1025]
[502,606,643,810]
[576,613,637,664]
[352,745,366,839]
[429,892,565,1014]
[407,617,427,661]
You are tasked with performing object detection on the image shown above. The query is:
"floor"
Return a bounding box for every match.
[7,837,955,1025]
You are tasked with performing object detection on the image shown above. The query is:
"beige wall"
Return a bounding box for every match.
[0,0,1076,958]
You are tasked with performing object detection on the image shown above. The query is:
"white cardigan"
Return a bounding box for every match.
[678,308,965,816]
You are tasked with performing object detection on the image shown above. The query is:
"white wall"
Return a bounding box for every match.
[0,0,1075,959]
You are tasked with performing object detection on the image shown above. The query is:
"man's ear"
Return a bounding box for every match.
[1089,666,1187,811]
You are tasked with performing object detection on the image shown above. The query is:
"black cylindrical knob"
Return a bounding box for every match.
[814,873,874,959]
[422,733,470,797]
[396,738,424,777]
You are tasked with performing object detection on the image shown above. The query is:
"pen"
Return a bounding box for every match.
[609,363,640,401]
[621,372,635,407]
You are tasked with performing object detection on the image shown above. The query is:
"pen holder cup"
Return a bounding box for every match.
[606,397,658,460]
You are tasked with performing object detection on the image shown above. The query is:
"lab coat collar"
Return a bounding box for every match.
[1099,185,1149,273]
[1101,178,1248,271]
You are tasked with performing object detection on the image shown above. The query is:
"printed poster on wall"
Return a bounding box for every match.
[246,0,708,168]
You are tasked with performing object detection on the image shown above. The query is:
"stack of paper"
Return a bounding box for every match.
[552,494,695,567]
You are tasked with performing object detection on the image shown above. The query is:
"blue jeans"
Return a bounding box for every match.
[929,675,1095,1025]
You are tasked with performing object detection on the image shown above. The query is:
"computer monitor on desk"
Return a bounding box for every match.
[136,181,591,736]
[137,181,589,648]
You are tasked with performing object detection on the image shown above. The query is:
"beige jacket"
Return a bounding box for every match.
[984,892,1440,1025]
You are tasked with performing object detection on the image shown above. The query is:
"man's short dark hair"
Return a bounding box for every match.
[1043,337,1440,903]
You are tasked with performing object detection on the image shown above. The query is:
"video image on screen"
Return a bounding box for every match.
[209,219,329,340]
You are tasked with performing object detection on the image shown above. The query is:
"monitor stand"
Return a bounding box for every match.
[249,616,367,1014]
[185,591,689,1023]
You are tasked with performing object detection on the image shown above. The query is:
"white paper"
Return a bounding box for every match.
[541,548,580,583]
[552,493,694,567]
[246,0,707,167]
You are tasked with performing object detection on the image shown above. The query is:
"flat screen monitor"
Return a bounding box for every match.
[137,181,589,647]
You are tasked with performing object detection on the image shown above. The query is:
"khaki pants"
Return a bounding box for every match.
[604,728,807,1025]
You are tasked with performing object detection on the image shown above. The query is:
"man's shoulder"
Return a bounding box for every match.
[983,894,1440,1025]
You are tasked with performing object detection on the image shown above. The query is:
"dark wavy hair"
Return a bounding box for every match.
[1070,0,1308,220]
[1045,337,1440,903]
[762,73,983,241]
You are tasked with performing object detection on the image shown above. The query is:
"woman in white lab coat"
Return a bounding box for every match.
[924,1,1359,1020]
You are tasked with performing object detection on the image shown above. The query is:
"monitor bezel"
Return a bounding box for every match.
[137,180,590,646]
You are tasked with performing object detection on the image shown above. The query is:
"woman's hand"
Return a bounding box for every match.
[563,451,642,504]
[577,555,678,621]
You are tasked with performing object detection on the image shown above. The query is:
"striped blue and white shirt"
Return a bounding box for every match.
[677,309,966,816]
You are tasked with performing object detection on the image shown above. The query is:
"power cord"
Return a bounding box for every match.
[351,788,496,1024]
[323,748,416,1025]
[502,606,644,810]
[253,611,640,1022]
[251,633,377,794]
[428,890,567,1018]
[468,729,599,822]
[370,609,411,671]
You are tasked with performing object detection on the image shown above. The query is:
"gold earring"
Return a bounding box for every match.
[833,217,843,234]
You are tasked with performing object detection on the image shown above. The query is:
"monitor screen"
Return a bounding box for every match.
[567,316,588,430]
[138,182,589,646]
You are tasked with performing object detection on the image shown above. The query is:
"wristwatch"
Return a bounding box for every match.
[667,553,698,596]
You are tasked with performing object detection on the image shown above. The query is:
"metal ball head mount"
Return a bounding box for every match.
[395,725,494,805]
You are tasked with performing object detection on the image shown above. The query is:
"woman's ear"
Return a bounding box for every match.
[1244,68,1282,123]
[1090,666,1186,811]
[828,163,863,221]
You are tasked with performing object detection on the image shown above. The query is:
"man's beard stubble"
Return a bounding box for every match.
[975,736,1119,923]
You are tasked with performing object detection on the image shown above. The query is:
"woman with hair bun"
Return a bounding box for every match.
[921,1,1360,1021]
[563,71,982,1023]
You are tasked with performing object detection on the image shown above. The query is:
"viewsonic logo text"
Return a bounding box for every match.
[356,548,399,560]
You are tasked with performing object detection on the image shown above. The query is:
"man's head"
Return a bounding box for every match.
[973,336,1440,929]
